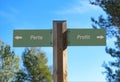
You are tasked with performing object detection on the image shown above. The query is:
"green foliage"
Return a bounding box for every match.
[14,48,52,82]
[90,0,120,27]
[0,40,19,82]
[90,0,120,82]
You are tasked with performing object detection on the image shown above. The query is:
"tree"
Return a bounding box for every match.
[14,48,52,82]
[0,40,19,82]
[90,0,120,82]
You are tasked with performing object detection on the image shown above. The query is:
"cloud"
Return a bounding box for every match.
[0,11,14,19]
[54,0,102,15]
[9,6,19,14]
[0,6,19,20]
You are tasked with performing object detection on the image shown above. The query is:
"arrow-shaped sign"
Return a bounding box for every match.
[15,35,23,40]
[96,35,104,39]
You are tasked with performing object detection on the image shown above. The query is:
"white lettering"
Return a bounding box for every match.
[30,35,43,40]
[77,34,90,40]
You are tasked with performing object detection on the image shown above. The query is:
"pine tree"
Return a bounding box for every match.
[90,0,120,82]
[0,40,19,82]
[14,48,52,82]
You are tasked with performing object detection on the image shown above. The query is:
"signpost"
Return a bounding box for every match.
[53,21,67,82]
[13,21,106,82]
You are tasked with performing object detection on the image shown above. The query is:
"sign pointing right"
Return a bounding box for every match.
[67,29,106,46]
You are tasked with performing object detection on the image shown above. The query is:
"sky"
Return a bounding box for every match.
[0,0,115,81]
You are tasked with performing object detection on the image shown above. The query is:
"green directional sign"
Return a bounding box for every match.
[13,30,52,47]
[67,29,106,46]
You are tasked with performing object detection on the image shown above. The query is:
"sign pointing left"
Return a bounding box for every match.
[13,30,52,47]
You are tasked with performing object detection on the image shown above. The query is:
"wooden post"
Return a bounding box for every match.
[53,21,68,82]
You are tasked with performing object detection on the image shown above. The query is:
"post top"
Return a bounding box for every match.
[53,20,66,23]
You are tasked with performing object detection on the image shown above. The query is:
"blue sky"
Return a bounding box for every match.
[0,0,115,81]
